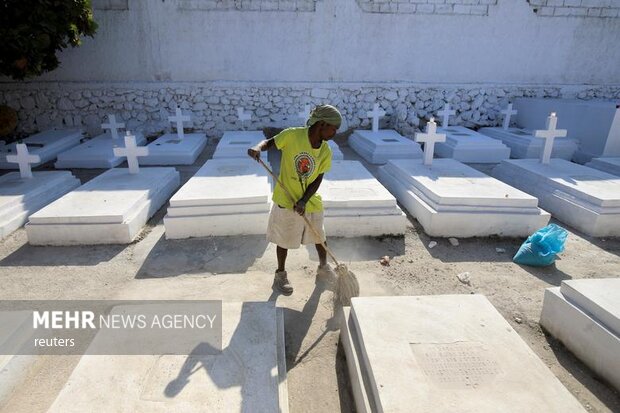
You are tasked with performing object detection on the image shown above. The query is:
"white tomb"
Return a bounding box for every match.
[479,109,579,160]
[435,126,511,163]
[341,295,585,413]
[349,102,423,164]
[0,171,80,240]
[327,140,344,160]
[0,129,83,169]
[6,144,40,179]
[237,106,252,128]
[377,120,549,237]
[501,103,518,130]
[0,312,38,409]
[321,161,406,237]
[437,103,456,128]
[140,107,207,165]
[1,144,80,239]
[433,104,510,163]
[212,130,266,159]
[514,98,620,163]
[298,104,311,125]
[492,159,620,237]
[585,157,620,176]
[164,158,272,239]
[55,115,147,169]
[26,136,179,245]
[47,302,288,413]
[541,279,620,391]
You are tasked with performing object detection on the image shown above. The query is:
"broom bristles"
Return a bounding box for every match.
[334,263,360,307]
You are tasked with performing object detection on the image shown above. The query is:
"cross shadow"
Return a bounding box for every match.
[135,233,269,278]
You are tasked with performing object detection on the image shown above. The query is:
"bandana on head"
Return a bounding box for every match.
[306,104,342,129]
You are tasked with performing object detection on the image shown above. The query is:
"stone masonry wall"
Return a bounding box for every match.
[177,0,319,12]
[528,0,620,17]
[355,0,498,15]
[1,83,618,139]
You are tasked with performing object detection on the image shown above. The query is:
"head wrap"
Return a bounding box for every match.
[306,104,342,129]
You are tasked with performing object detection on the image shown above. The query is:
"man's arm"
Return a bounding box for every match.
[294,173,324,215]
[247,138,275,161]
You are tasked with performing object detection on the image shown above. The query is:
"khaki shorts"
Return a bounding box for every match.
[266,204,326,249]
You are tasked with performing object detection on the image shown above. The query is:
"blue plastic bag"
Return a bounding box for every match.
[513,224,568,267]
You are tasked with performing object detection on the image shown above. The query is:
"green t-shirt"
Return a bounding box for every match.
[273,127,332,213]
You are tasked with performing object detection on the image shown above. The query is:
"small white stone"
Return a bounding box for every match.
[428,241,438,249]
[456,272,471,285]
[449,237,459,247]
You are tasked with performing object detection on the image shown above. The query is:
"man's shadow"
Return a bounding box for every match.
[164,302,282,411]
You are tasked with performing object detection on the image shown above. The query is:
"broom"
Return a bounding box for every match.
[257,157,360,306]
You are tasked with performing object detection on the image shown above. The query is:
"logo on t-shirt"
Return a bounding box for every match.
[294,152,315,180]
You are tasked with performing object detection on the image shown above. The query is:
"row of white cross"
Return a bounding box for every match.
[6,103,566,178]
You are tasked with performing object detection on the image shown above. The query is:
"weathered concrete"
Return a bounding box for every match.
[342,295,586,412]
[492,159,620,236]
[378,158,549,237]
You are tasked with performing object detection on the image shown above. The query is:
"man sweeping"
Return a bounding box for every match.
[247,104,342,295]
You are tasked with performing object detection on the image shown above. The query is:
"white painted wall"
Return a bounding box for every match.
[26,0,620,85]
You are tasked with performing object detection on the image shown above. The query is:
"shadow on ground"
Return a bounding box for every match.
[302,235,406,264]
[542,329,620,412]
[518,261,572,286]
[0,243,126,267]
[135,233,269,278]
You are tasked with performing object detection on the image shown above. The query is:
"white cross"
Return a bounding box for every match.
[101,114,125,140]
[298,105,311,124]
[438,103,456,127]
[367,103,385,133]
[415,118,446,166]
[168,107,191,140]
[237,107,252,130]
[6,144,40,179]
[113,131,149,174]
[501,103,518,130]
[534,112,567,165]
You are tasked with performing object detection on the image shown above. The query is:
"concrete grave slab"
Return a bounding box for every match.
[321,161,406,237]
[341,295,585,413]
[140,133,207,165]
[492,159,620,236]
[328,140,344,160]
[349,130,423,165]
[479,127,578,160]
[585,157,620,176]
[54,132,146,169]
[26,167,180,245]
[0,171,80,239]
[378,158,549,237]
[164,158,272,238]
[514,98,620,163]
[436,126,511,163]
[0,129,83,169]
[212,131,266,159]
[47,302,288,413]
[541,279,620,391]
[0,312,38,410]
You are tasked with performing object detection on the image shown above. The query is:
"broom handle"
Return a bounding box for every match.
[257,157,341,267]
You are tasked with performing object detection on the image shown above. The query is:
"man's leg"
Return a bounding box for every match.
[315,243,327,267]
[276,246,288,272]
[274,245,293,295]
